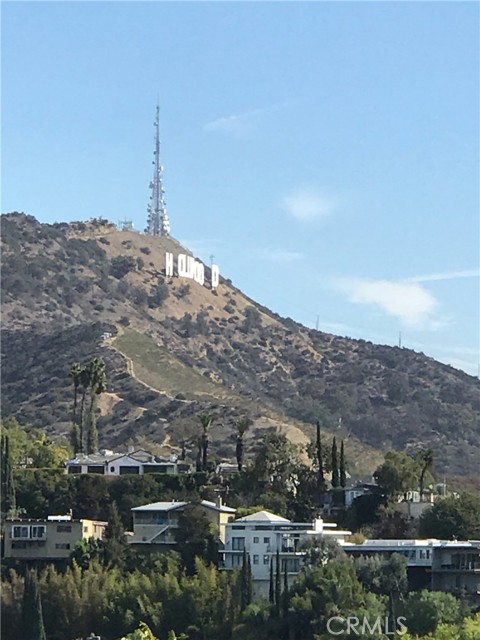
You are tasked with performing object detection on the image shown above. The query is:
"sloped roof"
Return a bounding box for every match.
[200,500,236,514]
[131,501,188,512]
[236,510,290,523]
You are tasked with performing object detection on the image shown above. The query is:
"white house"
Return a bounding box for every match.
[65,449,178,476]
[223,510,351,598]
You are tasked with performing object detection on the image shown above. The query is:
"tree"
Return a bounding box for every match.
[282,563,289,618]
[21,570,46,640]
[403,590,463,636]
[288,557,385,640]
[86,357,107,454]
[1,434,16,514]
[198,414,213,472]
[416,448,434,500]
[103,501,127,567]
[78,364,91,453]
[355,553,408,620]
[235,418,252,472]
[315,421,324,487]
[174,504,217,574]
[419,492,480,540]
[70,362,83,453]
[374,451,419,499]
[269,558,274,604]
[275,550,281,616]
[240,549,253,610]
[339,440,347,488]
[331,437,339,488]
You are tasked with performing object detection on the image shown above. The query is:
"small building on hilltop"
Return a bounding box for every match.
[65,449,178,476]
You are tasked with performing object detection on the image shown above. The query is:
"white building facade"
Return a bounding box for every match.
[65,449,178,476]
[223,510,351,598]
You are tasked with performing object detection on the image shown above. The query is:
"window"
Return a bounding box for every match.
[55,543,71,550]
[12,541,27,549]
[12,526,29,539]
[232,555,242,568]
[253,555,259,564]
[68,465,81,474]
[263,555,270,565]
[110,466,115,472]
[232,537,245,551]
[57,525,72,533]
[253,537,259,544]
[263,537,270,544]
[31,526,46,538]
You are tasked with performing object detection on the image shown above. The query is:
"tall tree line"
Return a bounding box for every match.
[70,357,107,455]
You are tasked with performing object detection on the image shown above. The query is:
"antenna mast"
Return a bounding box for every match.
[146,105,170,236]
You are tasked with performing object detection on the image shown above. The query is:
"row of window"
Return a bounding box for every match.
[12,524,73,538]
[231,536,271,550]
[11,542,70,550]
[12,525,46,539]
[229,554,302,572]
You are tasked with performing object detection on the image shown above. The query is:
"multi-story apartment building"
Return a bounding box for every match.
[223,510,351,598]
[343,538,480,600]
[431,541,480,600]
[129,498,236,546]
[4,515,107,561]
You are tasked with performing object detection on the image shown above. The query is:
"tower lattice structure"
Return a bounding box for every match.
[146,105,170,236]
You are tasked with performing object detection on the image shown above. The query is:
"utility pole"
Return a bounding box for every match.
[146,104,170,236]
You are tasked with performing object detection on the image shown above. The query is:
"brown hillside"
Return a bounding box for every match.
[1,213,479,477]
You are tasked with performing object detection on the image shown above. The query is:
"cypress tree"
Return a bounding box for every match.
[1,434,16,514]
[240,548,252,610]
[340,440,347,488]
[282,562,289,618]
[269,558,274,604]
[103,501,126,567]
[331,437,339,488]
[22,570,46,640]
[275,550,281,616]
[316,421,324,485]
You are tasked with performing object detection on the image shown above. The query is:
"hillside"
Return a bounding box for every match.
[1,212,479,476]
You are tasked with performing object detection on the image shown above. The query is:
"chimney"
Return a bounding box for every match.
[216,495,222,508]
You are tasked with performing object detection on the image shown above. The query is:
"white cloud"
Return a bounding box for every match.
[282,186,336,222]
[203,103,288,137]
[257,248,305,263]
[334,278,440,329]
[405,269,479,283]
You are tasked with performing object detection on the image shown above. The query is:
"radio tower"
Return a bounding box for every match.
[146,105,170,236]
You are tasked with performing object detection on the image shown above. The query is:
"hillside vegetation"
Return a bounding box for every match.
[1,213,479,476]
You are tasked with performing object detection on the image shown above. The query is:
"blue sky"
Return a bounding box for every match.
[2,1,479,376]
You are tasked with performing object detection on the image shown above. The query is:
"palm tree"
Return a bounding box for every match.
[235,418,252,471]
[417,448,434,501]
[78,365,91,454]
[70,363,83,453]
[86,357,107,454]
[198,413,213,472]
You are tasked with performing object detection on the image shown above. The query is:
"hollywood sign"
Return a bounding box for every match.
[165,252,220,290]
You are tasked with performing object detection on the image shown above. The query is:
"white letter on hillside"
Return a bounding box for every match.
[193,261,205,286]
[178,254,188,277]
[165,252,174,277]
[211,265,220,290]
[186,256,195,278]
